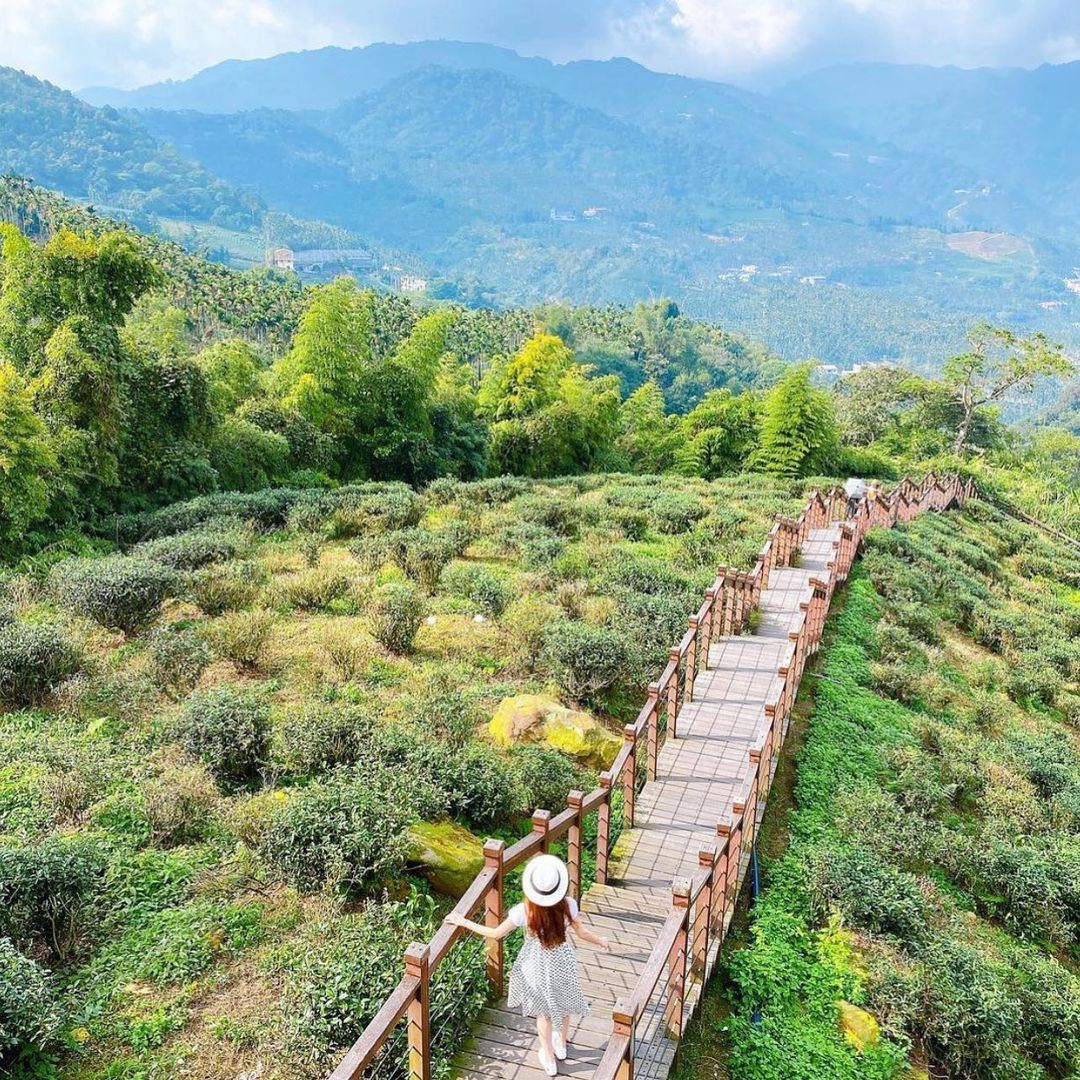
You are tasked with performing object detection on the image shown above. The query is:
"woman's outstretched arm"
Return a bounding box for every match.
[444,911,517,940]
[571,916,610,950]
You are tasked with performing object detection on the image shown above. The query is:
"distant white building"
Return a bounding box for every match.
[800,275,825,285]
[399,274,429,293]
[550,208,577,222]
[268,247,295,271]
[1065,271,1080,296]
[816,363,840,377]
[582,207,607,218]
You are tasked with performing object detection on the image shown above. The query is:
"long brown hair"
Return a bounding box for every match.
[526,898,571,948]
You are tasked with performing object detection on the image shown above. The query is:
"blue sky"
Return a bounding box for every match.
[2,0,1078,91]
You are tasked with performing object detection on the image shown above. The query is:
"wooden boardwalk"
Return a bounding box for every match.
[455,525,844,1080]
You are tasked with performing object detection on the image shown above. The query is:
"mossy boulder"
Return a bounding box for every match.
[488,694,621,767]
[837,1001,880,1051]
[407,820,484,898]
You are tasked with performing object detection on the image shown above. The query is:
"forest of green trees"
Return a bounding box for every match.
[2,166,1080,1080]
[0,208,1076,560]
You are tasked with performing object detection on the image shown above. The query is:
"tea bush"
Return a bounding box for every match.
[145,623,212,698]
[383,529,456,594]
[368,582,425,653]
[440,563,512,617]
[277,565,353,611]
[512,746,591,813]
[133,525,248,571]
[542,620,628,704]
[51,556,177,635]
[283,894,487,1073]
[177,686,270,791]
[204,609,275,670]
[261,768,415,892]
[273,702,370,776]
[186,559,266,615]
[0,836,105,959]
[0,621,86,707]
[0,939,58,1063]
[444,742,520,828]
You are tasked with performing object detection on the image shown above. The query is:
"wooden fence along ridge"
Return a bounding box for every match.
[327,473,974,1080]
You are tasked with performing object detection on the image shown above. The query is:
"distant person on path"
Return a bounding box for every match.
[445,854,611,1075]
[844,476,869,516]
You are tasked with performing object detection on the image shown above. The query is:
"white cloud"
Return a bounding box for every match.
[0,0,1077,91]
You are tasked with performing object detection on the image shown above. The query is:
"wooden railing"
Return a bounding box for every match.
[592,471,973,1080]
[327,472,974,1080]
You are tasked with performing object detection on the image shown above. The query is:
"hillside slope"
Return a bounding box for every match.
[0,67,263,227]
[708,502,1080,1078]
[779,61,1080,239]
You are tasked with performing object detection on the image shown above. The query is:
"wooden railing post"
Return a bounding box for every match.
[404,944,431,1080]
[567,792,584,901]
[694,851,713,977]
[665,880,691,1038]
[620,726,636,829]
[702,587,716,659]
[483,839,505,994]
[646,682,660,782]
[718,567,732,635]
[667,648,680,737]
[596,773,613,885]
[612,1001,635,1080]
[686,616,699,701]
[532,809,551,853]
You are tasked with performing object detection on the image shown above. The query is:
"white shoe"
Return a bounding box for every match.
[538,1048,558,1076]
[552,1034,567,1061]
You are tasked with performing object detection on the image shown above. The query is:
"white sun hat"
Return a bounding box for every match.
[521,854,570,907]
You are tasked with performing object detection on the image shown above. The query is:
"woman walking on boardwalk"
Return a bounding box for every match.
[445,854,611,1076]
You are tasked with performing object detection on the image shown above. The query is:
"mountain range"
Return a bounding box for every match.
[1,42,1076,365]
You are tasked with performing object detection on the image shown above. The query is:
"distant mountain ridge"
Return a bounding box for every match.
[4,41,1076,366]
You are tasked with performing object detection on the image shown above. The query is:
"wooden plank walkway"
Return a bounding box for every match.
[455,525,843,1080]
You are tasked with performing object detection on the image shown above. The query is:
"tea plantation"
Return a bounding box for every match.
[0,471,814,1079]
[676,501,1080,1080]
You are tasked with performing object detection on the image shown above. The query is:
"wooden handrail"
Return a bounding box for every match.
[325,473,973,1080]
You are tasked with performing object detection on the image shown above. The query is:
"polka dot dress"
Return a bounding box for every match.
[507,901,590,1025]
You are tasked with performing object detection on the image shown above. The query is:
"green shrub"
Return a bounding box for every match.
[437,515,480,557]
[512,746,591,813]
[512,494,578,536]
[445,743,520,828]
[0,622,86,707]
[505,595,560,671]
[273,703,370,776]
[133,526,247,571]
[261,768,415,892]
[1008,654,1064,708]
[140,760,220,847]
[368,583,425,654]
[650,492,707,534]
[0,940,59,1062]
[439,563,512,617]
[51,556,177,635]
[542,620,628,704]
[612,507,649,540]
[403,669,480,748]
[145,623,212,698]
[0,836,105,959]
[283,894,487,1072]
[807,845,929,941]
[177,686,270,790]
[208,417,290,493]
[383,529,455,594]
[204,609,275,670]
[277,566,352,611]
[349,535,390,572]
[186,560,266,615]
